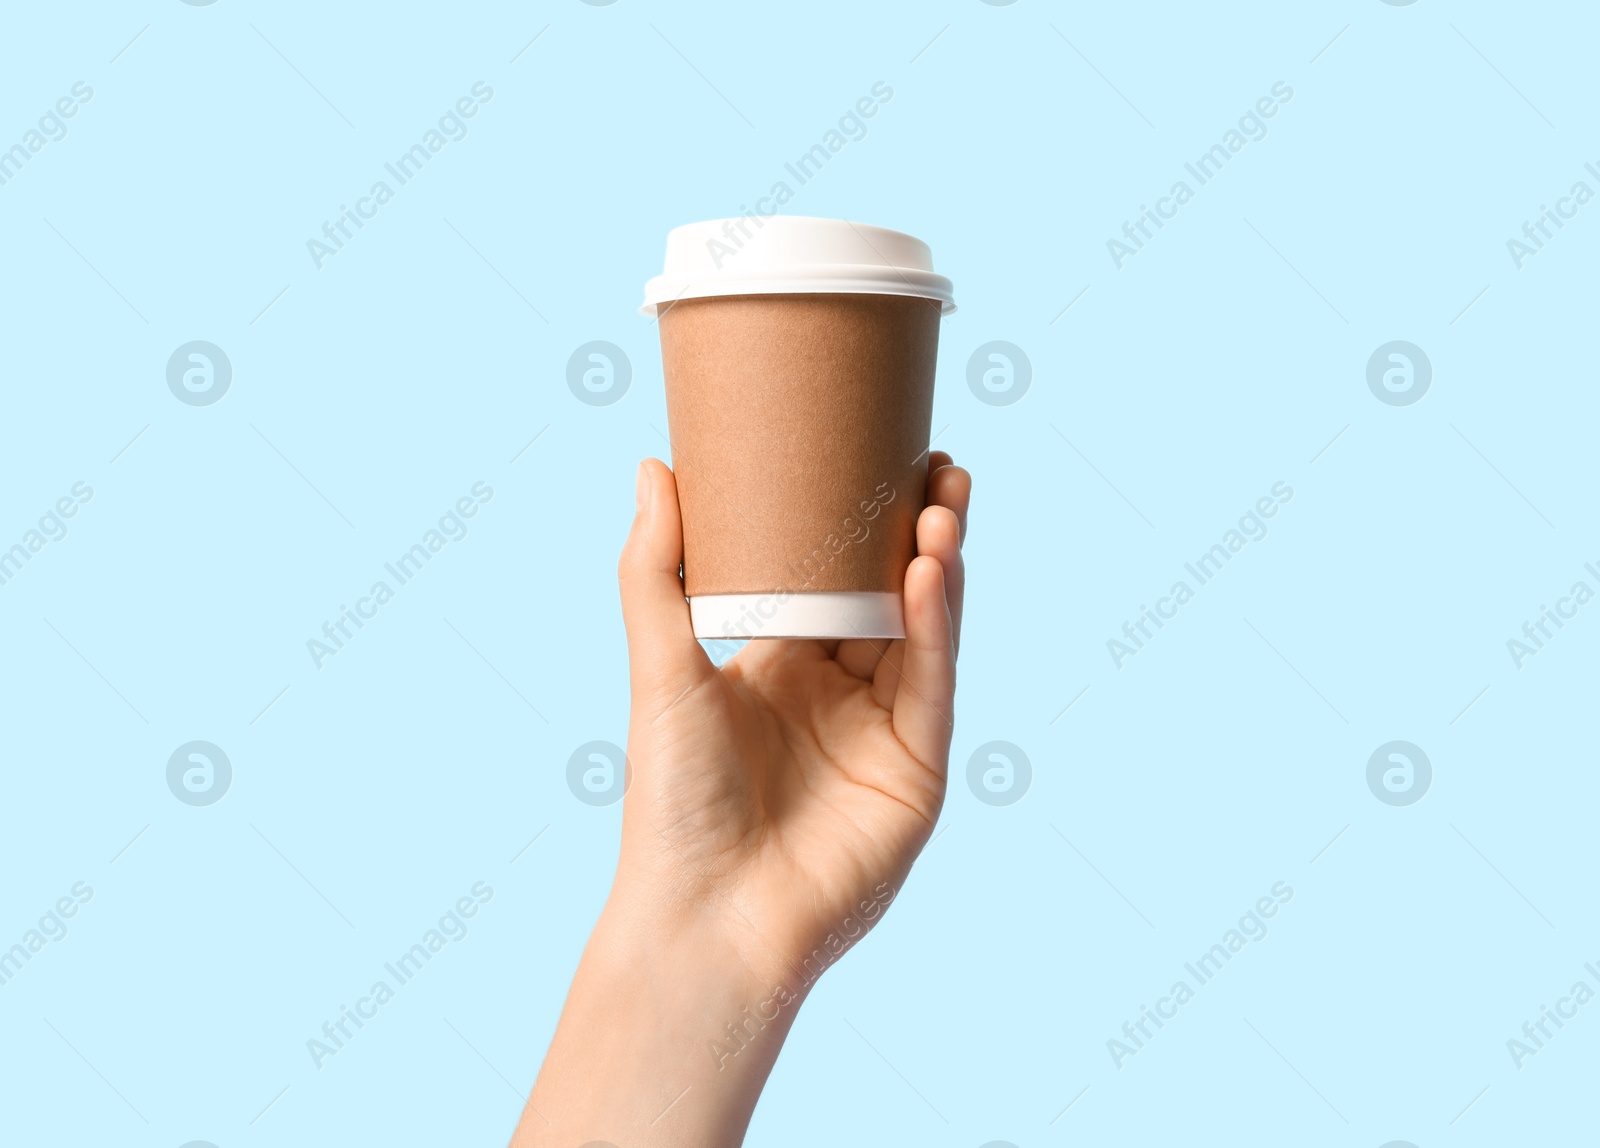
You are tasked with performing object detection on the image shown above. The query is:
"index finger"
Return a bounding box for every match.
[927,460,971,546]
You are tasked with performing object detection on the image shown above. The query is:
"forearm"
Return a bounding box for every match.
[513,892,806,1147]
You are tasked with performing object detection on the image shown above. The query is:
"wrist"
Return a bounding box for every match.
[521,886,805,1145]
[606,854,905,1000]
[594,891,808,1063]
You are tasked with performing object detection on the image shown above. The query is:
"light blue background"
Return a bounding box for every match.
[2,1,1595,1144]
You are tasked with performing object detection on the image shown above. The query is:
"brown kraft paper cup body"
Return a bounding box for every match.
[658,293,941,600]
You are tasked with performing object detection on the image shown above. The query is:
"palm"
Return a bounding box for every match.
[640,639,940,933]
[617,455,969,978]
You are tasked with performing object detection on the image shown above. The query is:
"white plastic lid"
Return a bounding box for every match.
[641,216,955,315]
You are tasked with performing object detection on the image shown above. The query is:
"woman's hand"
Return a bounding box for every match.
[515,453,970,1147]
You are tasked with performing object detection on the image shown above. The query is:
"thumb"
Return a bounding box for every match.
[618,459,710,704]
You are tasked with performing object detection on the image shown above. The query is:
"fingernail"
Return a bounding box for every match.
[635,461,649,511]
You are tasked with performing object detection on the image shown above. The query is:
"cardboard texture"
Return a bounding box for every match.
[658,292,941,598]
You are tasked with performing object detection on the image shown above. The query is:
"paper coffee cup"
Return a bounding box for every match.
[642,216,954,640]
